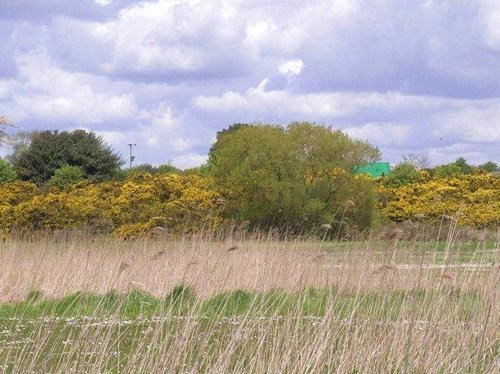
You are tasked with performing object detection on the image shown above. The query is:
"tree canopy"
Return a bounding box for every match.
[11,130,123,185]
[207,122,381,232]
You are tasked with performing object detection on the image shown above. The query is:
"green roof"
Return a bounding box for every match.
[354,162,391,178]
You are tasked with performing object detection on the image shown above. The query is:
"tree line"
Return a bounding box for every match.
[0,120,498,235]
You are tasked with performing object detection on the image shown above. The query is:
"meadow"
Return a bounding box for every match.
[0,227,498,373]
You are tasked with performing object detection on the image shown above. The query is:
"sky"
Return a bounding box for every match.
[0,0,499,169]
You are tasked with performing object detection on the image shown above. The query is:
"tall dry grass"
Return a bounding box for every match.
[0,229,498,300]
[0,227,498,373]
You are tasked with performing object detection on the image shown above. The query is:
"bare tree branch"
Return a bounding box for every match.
[0,116,16,146]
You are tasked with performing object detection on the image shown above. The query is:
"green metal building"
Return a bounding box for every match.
[353,162,391,178]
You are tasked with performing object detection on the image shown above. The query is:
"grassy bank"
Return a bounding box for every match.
[0,286,487,320]
[0,287,497,373]
[0,232,498,373]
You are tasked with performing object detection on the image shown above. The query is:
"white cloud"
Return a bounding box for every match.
[0,81,9,99]
[1,50,139,124]
[95,0,113,6]
[193,81,455,119]
[481,0,500,49]
[150,104,180,132]
[432,104,500,142]
[426,143,497,165]
[85,0,248,75]
[95,129,128,146]
[2,0,500,166]
[172,153,208,169]
[93,104,201,167]
[344,123,412,147]
[278,59,304,78]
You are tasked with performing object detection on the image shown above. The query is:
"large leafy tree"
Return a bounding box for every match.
[12,130,123,185]
[208,122,380,232]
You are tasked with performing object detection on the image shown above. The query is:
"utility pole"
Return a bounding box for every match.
[128,143,136,169]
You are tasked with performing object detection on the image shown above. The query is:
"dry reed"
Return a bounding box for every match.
[0,228,498,373]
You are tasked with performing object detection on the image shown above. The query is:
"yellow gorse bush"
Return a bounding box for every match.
[377,174,500,227]
[0,173,223,237]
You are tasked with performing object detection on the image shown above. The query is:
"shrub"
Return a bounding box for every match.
[46,165,84,189]
[0,173,223,237]
[377,174,500,228]
[0,159,17,185]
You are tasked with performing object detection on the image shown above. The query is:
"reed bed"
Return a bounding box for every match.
[0,228,498,373]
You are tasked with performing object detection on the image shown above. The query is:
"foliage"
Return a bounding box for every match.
[207,122,381,232]
[377,174,500,227]
[382,162,422,187]
[431,157,474,178]
[0,159,17,185]
[11,129,123,185]
[123,163,181,175]
[478,161,498,173]
[432,163,464,178]
[46,165,84,189]
[0,173,223,237]
[157,163,180,174]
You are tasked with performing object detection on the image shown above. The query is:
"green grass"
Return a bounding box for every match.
[0,286,486,321]
[0,287,493,373]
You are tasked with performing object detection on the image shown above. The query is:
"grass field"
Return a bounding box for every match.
[0,229,498,373]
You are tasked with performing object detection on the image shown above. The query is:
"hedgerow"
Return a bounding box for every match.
[377,173,500,227]
[0,173,223,238]
[0,172,497,237]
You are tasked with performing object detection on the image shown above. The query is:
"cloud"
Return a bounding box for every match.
[92,103,206,168]
[193,79,500,164]
[0,50,140,124]
[172,153,208,169]
[1,0,500,167]
[344,123,412,147]
[95,0,113,6]
[431,103,500,143]
[278,59,304,78]
[73,0,253,79]
[193,81,454,119]
[480,0,500,49]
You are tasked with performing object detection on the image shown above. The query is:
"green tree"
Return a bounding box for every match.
[11,130,123,185]
[478,161,498,173]
[453,157,473,174]
[157,163,180,174]
[0,159,17,185]
[383,162,422,187]
[431,157,474,178]
[46,165,84,189]
[433,163,463,178]
[208,123,250,162]
[208,122,380,232]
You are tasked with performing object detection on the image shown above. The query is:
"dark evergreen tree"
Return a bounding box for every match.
[12,130,123,185]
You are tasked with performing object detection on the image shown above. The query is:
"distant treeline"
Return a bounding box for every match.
[0,122,498,237]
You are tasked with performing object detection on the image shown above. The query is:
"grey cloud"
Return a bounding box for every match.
[295,0,500,99]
